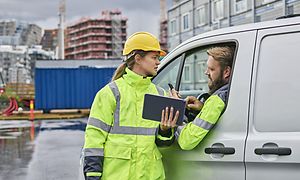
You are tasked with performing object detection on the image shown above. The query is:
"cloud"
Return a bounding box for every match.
[0,0,172,37]
[0,0,58,20]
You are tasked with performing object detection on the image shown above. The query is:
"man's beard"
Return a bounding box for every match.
[208,74,226,95]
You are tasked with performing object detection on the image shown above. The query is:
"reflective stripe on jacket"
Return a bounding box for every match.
[83,68,173,180]
[176,84,229,150]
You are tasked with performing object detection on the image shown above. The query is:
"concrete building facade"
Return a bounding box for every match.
[0,20,42,46]
[0,45,54,84]
[0,46,31,84]
[65,10,127,60]
[168,0,300,50]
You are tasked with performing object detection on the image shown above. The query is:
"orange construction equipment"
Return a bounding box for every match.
[30,99,34,121]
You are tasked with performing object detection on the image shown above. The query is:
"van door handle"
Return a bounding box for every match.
[205,147,235,155]
[254,147,292,156]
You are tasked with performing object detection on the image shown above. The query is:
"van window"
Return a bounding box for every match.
[152,55,182,91]
[253,32,300,132]
[179,48,209,97]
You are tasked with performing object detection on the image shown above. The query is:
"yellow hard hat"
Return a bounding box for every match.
[123,31,166,56]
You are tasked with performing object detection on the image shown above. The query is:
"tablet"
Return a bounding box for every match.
[142,94,186,125]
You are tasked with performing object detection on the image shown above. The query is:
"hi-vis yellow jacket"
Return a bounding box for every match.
[176,84,229,150]
[83,68,174,180]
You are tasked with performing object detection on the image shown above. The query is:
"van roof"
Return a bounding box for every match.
[170,16,300,53]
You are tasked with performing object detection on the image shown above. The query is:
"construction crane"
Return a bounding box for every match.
[58,0,65,59]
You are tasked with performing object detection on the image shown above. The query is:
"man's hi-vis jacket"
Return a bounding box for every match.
[176,84,229,150]
[83,68,174,180]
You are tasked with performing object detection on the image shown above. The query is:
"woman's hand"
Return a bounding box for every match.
[185,96,204,111]
[160,107,179,131]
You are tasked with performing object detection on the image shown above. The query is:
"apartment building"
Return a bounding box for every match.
[0,20,42,46]
[65,10,127,60]
[168,0,300,50]
[0,45,54,84]
[0,46,31,84]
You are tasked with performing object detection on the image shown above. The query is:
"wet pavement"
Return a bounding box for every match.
[0,118,87,180]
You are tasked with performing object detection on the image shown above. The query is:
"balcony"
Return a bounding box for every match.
[68,24,112,34]
[69,32,112,41]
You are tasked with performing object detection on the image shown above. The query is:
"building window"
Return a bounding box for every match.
[182,13,190,31]
[170,19,177,35]
[196,6,206,26]
[262,0,274,5]
[287,5,294,15]
[212,0,224,22]
[183,65,192,82]
[234,0,247,14]
[196,61,207,82]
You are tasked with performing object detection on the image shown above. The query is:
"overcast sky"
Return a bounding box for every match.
[0,0,172,37]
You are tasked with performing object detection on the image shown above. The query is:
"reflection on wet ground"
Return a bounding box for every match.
[0,118,87,180]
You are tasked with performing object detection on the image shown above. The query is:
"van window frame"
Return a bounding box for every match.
[153,39,238,108]
[152,53,186,91]
[178,41,237,98]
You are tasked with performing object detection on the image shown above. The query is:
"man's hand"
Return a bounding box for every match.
[169,89,181,99]
[160,107,179,131]
[185,96,204,111]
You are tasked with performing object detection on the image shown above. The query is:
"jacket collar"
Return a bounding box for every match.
[212,83,229,96]
[214,83,229,93]
[123,68,152,87]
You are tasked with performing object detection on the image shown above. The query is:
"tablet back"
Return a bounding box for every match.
[142,94,186,125]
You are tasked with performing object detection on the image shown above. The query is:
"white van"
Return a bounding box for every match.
[153,16,300,180]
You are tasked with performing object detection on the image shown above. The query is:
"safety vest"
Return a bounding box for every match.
[176,84,229,150]
[83,68,173,180]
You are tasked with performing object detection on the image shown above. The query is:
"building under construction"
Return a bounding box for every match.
[41,29,58,52]
[65,10,127,60]
[159,0,168,53]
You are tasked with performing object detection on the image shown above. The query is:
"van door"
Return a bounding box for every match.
[154,30,256,180]
[246,24,300,180]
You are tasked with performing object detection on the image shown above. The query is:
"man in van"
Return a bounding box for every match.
[167,46,234,150]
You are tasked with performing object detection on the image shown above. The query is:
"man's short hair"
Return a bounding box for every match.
[207,46,235,71]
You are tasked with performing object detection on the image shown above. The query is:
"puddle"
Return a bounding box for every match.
[0,118,87,180]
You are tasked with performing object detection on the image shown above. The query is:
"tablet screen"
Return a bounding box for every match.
[142,94,186,125]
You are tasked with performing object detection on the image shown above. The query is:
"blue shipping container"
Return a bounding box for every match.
[35,67,116,111]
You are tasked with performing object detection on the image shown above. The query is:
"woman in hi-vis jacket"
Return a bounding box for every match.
[83,32,178,180]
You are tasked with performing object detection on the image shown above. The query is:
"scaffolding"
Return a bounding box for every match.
[111,11,123,58]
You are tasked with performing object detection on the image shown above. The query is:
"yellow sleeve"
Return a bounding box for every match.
[84,85,116,150]
[177,95,225,150]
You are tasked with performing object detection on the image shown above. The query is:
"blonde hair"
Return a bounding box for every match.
[207,46,234,71]
[111,50,147,81]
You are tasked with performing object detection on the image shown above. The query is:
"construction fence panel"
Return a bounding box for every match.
[5,83,35,100]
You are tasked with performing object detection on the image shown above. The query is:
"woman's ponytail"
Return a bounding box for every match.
[111,50,147,81]
[111,62,127,81]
